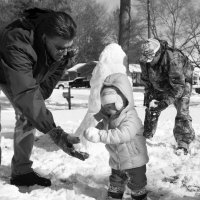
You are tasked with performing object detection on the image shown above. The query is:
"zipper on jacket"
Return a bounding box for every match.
[116,147,121,170]
[108,117,121,170]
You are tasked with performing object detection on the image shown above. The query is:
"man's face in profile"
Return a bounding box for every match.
[44,35,73,61]
[140,39,160,64]
[140,41,156,63]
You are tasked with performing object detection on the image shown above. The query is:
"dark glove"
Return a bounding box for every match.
[143,93,149,107]
[143,92,153,107]
[67,47,79,58]
[149,100,168,113]
[63,47,79,59]
[48,127,89,161]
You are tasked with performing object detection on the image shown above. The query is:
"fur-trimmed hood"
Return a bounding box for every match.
[101,73,134,113]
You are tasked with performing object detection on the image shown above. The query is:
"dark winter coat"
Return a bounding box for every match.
[0,9,71,133]
[140,41,194,106]
[95,73,149,170]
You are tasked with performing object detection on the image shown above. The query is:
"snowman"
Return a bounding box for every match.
[74,43,128,138]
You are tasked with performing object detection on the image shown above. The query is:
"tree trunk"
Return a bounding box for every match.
[118,0,131,74]
[147,0,151,38]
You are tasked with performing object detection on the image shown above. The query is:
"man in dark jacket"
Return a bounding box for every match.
[140,38,195,155]
[0,8,89,187]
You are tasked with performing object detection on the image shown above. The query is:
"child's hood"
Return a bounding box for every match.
[102,73,134,111]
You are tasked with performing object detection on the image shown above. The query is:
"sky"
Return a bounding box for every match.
[95,0,120,11]
[93,0,143,16]
[95,0,200,13]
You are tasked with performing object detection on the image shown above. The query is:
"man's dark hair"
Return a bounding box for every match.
[43,11,77,40]
[23,8,77,40]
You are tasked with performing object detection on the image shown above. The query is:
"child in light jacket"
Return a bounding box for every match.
[84,73,149,200]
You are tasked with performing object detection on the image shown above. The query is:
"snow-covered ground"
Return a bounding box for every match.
[1,88,200,200]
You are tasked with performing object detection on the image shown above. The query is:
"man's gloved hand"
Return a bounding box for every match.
[48,127,89,161]
[149,99,168,113]
[63,47,79,59]
[143,92,152,107]
[84,127,101,143]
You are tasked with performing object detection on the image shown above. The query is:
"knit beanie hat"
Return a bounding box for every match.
[100,87,125,111]
[141,38,160,62]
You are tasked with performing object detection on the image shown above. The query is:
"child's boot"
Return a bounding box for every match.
[130,187,148,200]
[123,185,148,200]
[106,185,124,200]
[131,192,148,200]
[131,194,147,200]
[106,197,123,200]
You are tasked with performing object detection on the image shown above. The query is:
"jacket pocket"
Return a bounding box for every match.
[127,141,140,156]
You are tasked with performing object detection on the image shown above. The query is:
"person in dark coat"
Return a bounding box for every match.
[139,38,195,155]
[0,8,89,187]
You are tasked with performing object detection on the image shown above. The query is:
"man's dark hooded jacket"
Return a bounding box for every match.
[0,9,71,133]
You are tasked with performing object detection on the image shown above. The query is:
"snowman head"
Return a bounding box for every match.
[98,43,127,74]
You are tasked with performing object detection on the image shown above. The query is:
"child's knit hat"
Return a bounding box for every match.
[100,87,125,111]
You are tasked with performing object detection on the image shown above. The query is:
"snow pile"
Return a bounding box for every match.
[75,43,128,137]
[1,89,200,199]
[89,43,127,112]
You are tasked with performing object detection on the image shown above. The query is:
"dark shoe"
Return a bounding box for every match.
[107,185,124,199]
[131,193,147,200]
[10,171,51,187]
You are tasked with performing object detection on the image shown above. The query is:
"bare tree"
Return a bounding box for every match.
[179,7,200,66]
[70,0,107,63]
[149,0,191,48]
[138,0,200,66]
[151,0,200,66]
[118,0,131,73]
[147,0,151,38]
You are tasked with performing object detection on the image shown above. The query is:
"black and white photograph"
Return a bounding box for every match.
[0,0,200,199]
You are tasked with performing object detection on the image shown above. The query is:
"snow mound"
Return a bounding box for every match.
[89,43,127,112]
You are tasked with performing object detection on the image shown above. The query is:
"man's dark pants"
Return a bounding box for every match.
[143,82,195,149]
[0,84,35,176]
